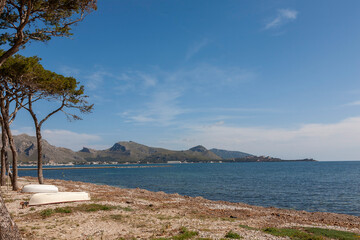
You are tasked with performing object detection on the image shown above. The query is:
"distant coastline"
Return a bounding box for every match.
[13,134,315,165]
[17,157,316,168]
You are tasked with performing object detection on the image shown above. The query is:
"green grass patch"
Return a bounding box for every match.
[305,227,360,240]
[40,209,54,218]
[73,203,116,212]
[118,206,133,212]
[238,224,258,231]
[173,227,199,240]
[109,214,123,221]
[54,207,72,214]
[264,227,323,240]
[152,227,199,240]
[263,227,360,240]
[38,204,114,218]
[224,230,242,239]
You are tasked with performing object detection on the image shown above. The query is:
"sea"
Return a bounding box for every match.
[19,161,360,216]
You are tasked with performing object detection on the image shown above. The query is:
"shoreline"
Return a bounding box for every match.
[18,165,172,171]
[2,177,360,239]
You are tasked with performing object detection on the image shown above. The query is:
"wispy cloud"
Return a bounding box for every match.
[185,39,209,61]
[345,100,360,106]
[12,128,102,151]
[86,70,115,91]
[123,89,185,125]
[118,64,257,125]
[170,117,360,161]
[42,129,102,151]
[265,9,298,30]
[59,66,81,77]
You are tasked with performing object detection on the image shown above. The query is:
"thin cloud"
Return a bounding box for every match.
[170,117,360,161]
[185,39,209,61]
[42,129,102,151]
[12,128,102,151]
[345,100,360,106]
[118,64,257,125]
[86,71,112,91]
[59,66,81,77]
[265,9,298,30]
[123,90,185,125]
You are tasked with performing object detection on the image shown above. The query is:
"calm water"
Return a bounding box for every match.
[19,161,360,216]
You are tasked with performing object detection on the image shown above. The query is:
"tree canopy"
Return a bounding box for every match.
[0,52,93,186]
[0,0,97,66]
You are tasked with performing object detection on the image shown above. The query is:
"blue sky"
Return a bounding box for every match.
[8,0,360,160]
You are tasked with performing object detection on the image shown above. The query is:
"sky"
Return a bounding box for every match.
[6,0,360,161]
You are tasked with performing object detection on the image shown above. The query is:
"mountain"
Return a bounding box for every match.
[13,134,85,164]
[78,142,221,163]
[6,134,314,164]
[210,148,253,159]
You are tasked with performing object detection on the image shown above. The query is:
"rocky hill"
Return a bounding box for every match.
[12,134,84,164]
[210,148,253,159]
[9,135,224,164]
[7,134,313,164]
[78,142,221,163]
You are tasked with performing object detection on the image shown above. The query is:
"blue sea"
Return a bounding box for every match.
[19,161,360,216]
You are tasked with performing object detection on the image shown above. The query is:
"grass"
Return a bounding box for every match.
[264,227,360,240]
[224,230,242,239]
[173,227,199,240]
[238,224,258,231]
[40,209,54,218]
[38,204,115,218]
[55,207,73,213]
[73,203,116,212]
[152,227,199,240]
[118,206,133,212]
[305,227,360,240]
[109,214,123,221]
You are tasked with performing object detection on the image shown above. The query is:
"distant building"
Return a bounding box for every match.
[167,161,182,164]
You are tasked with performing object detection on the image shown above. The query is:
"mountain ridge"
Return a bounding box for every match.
[4,134,314,164]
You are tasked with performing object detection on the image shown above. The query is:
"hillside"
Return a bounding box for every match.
[6,134,314,164]
[210,148,253,159]
[78,143,221,163]
[11,134,84,164]
[9,135,223,164]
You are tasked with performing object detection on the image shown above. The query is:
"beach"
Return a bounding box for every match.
[2,177,360,240]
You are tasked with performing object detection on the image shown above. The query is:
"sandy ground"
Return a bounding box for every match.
[1,176,360,240]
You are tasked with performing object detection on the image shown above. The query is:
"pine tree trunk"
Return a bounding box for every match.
[0,99,18,191]
[6,132,18,191]
[0,194,22,239]
[1,125,7,186]
[35,127,44,184]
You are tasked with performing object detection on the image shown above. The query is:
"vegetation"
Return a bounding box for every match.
[0,0,97,66]
[173,227,199,240]
[224,230,242,239]
[39,209,54,218]
[0,53,92,184]
[305,227,360,240]
[54,207,73,214]
[152,227,199,240]
[38,204,116,219]
[109,214,123,221]
[73,203,116,212]
[238,224,258,231]
[264,227,359,240]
